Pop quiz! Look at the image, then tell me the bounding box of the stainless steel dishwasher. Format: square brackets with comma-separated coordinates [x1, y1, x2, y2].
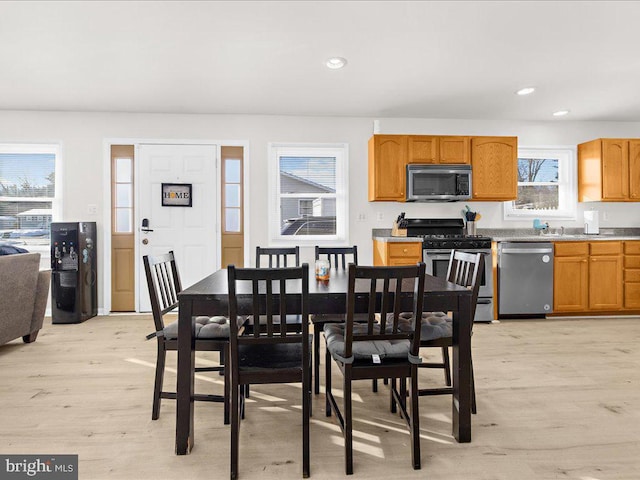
[498, 242, 554, 317]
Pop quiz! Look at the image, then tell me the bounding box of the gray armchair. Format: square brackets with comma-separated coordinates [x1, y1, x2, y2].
[0, 253, 51, 345]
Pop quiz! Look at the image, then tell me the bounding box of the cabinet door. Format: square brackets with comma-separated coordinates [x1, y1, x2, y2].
[601, 139, 629, 200]
[589, 254, 623, 310]
[471, 137, 518, 200]
[407, 136, 438, 164]
[439, 136, 470, 164]
[629, 140, 640, 200]
[554, 256, 588, 312]
[368, 135, 407, 201]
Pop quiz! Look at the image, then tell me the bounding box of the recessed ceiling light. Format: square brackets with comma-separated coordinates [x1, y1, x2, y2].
[516, 87, 536, 96]
[553, 110, 570, 117]
[326, 57, 347, 69]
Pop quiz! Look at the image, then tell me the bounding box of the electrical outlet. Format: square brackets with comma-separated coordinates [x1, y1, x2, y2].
[357, 213, 366, 222]
[376, 212, 384, 221]
[602, 211, 609, 221]
[87, 204, 97, 215]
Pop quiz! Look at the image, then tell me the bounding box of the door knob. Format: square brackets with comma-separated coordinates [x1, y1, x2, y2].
[142, 238, 149, 245]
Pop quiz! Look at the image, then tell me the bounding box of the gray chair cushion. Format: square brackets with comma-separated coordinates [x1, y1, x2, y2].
[323, 322, 410, 364]
[163, 315, 246, 339]
[391, 311, 452, 341]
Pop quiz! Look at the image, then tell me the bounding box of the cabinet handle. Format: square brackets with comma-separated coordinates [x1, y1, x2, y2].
[403, 248, 408, 253]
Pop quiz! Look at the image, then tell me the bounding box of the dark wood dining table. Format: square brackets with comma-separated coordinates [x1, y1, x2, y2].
[175, 267, 474, 455]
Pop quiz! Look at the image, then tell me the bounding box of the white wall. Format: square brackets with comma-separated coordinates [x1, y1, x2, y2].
[1, 110, 639, 310]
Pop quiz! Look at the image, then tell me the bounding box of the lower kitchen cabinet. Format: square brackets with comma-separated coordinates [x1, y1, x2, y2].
[373, 239, 422, 266]
[554, 242, 589, 312]
[554, 241, 625, 314]
[588, 242, 623, 310]
[624, 241, 640, 309]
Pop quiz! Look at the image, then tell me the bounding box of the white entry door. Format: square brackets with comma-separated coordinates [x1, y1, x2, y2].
[137, 144, 218, 312]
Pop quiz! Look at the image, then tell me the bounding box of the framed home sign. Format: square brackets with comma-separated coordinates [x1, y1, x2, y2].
[162, 183, 192, 207]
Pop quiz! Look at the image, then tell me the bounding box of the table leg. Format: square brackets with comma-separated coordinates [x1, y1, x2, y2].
[176, 299, 196, 454]
[452, 294, 472, 443]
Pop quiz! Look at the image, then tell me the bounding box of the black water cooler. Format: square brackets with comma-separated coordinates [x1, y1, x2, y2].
[51, 222, 98, 324]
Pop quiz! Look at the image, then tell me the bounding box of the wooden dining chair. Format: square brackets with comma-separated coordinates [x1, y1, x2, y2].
[255, 246, 300, 268]
[398, 250, 483, 413]
[310, 246, 370, 394]
[227, 263, 311, 479]
[143, 251, 239, 423]
[324, 262, 426, 475]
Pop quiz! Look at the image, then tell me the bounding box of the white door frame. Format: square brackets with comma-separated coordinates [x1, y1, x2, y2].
[102, 137, 251, 313]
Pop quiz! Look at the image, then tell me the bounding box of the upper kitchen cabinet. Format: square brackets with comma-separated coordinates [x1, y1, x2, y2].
[368, 135, 407, 201]
[578, 138, 640, 202]
[470, 136, 518, 200]
[407, 135, 470, 164]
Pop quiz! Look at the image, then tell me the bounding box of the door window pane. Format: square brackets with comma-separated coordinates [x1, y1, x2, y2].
[115, 157, 132, 183]
[116, 184, 132, 208]
[225, 159, 241, 183]
[225, 184, 240, 208]
[225, 208, 240, 232]
[115, 208, 132, 233]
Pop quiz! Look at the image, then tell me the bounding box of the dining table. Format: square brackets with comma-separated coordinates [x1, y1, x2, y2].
[175, 266, 473, 455]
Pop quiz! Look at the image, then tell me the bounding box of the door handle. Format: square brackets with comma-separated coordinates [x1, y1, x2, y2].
[141, 218, 154, 233]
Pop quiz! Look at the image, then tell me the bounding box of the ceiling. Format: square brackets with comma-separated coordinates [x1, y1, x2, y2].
[1, 1, 639, 122]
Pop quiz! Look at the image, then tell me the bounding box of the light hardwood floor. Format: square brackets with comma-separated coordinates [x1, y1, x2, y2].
[1, 315, 639, 480]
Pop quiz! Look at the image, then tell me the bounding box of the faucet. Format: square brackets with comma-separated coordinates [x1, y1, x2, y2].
[560, 226, 565, 236]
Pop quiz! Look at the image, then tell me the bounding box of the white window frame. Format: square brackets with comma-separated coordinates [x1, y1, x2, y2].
[504, 146, 577, 220]
[0, 143, 62, 268]
[268, 143, 348, 246]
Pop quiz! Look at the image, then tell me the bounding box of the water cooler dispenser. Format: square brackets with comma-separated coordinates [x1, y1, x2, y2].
[51, 222, 98, 324]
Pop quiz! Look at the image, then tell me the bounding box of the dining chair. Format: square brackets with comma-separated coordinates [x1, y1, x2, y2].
[143, 251, 240, 423]
[397, 250, 483, 413]
[227, 263, 311, 479]
[324, 262, 426, 474]
[251, 246, 303, 334]
[310, 246, 371, 394]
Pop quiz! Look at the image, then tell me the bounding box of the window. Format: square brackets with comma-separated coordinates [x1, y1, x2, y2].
[114, 157, 133, 233]
[269, 143, 348, 244]
[223, 157, 242, 233]
[0, 144, 60, 267]
[504, 147, 576, 220]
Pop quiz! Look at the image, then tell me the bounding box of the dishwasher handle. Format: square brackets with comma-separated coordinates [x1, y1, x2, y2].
[501, 248, 553, 254]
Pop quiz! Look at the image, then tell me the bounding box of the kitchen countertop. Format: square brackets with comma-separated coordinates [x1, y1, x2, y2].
[372, 228, 640, 243]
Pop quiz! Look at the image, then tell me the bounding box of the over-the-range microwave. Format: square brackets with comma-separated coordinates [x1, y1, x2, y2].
[406, 164, 472, 202]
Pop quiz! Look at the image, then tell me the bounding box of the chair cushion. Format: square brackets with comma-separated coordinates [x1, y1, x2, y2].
[162, 315, 246, 340]
[323, 322, 410, 364]
[391, 312, 453, 341]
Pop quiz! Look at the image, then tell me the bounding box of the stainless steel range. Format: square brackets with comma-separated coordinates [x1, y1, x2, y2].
[405, 218, 494, 322]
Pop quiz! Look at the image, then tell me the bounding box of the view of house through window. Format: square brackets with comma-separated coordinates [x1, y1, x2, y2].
[270, 144, 347, 242]
[504, 147, 576, 219]
[0, 145, 58, 266]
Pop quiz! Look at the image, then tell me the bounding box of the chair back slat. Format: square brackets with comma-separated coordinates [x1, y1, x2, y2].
[227, 264, 309, 346]
[256, 246, 300, 268]
[446, 250, 484, 322]
[315, 246, 358, 271]
[143, 251, 182, 332]
[343, 263, 426, 361]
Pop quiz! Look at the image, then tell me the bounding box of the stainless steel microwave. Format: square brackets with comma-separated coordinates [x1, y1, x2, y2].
[406, 164, 472, 202]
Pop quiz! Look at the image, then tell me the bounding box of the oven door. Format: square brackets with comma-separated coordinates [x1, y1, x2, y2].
[423, 249, 494, 322]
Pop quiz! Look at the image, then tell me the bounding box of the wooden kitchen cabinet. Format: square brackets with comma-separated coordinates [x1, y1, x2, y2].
[368, 135, 407, 201]
[373, 239, 422, 266]
[624, 241, 640, 309]
[588, 242, 623, 310]
[578, 138, 640, 202]
[407, 135, 470, 165]
[554, 242, 589, 312]
[470, 136, 518, 200]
